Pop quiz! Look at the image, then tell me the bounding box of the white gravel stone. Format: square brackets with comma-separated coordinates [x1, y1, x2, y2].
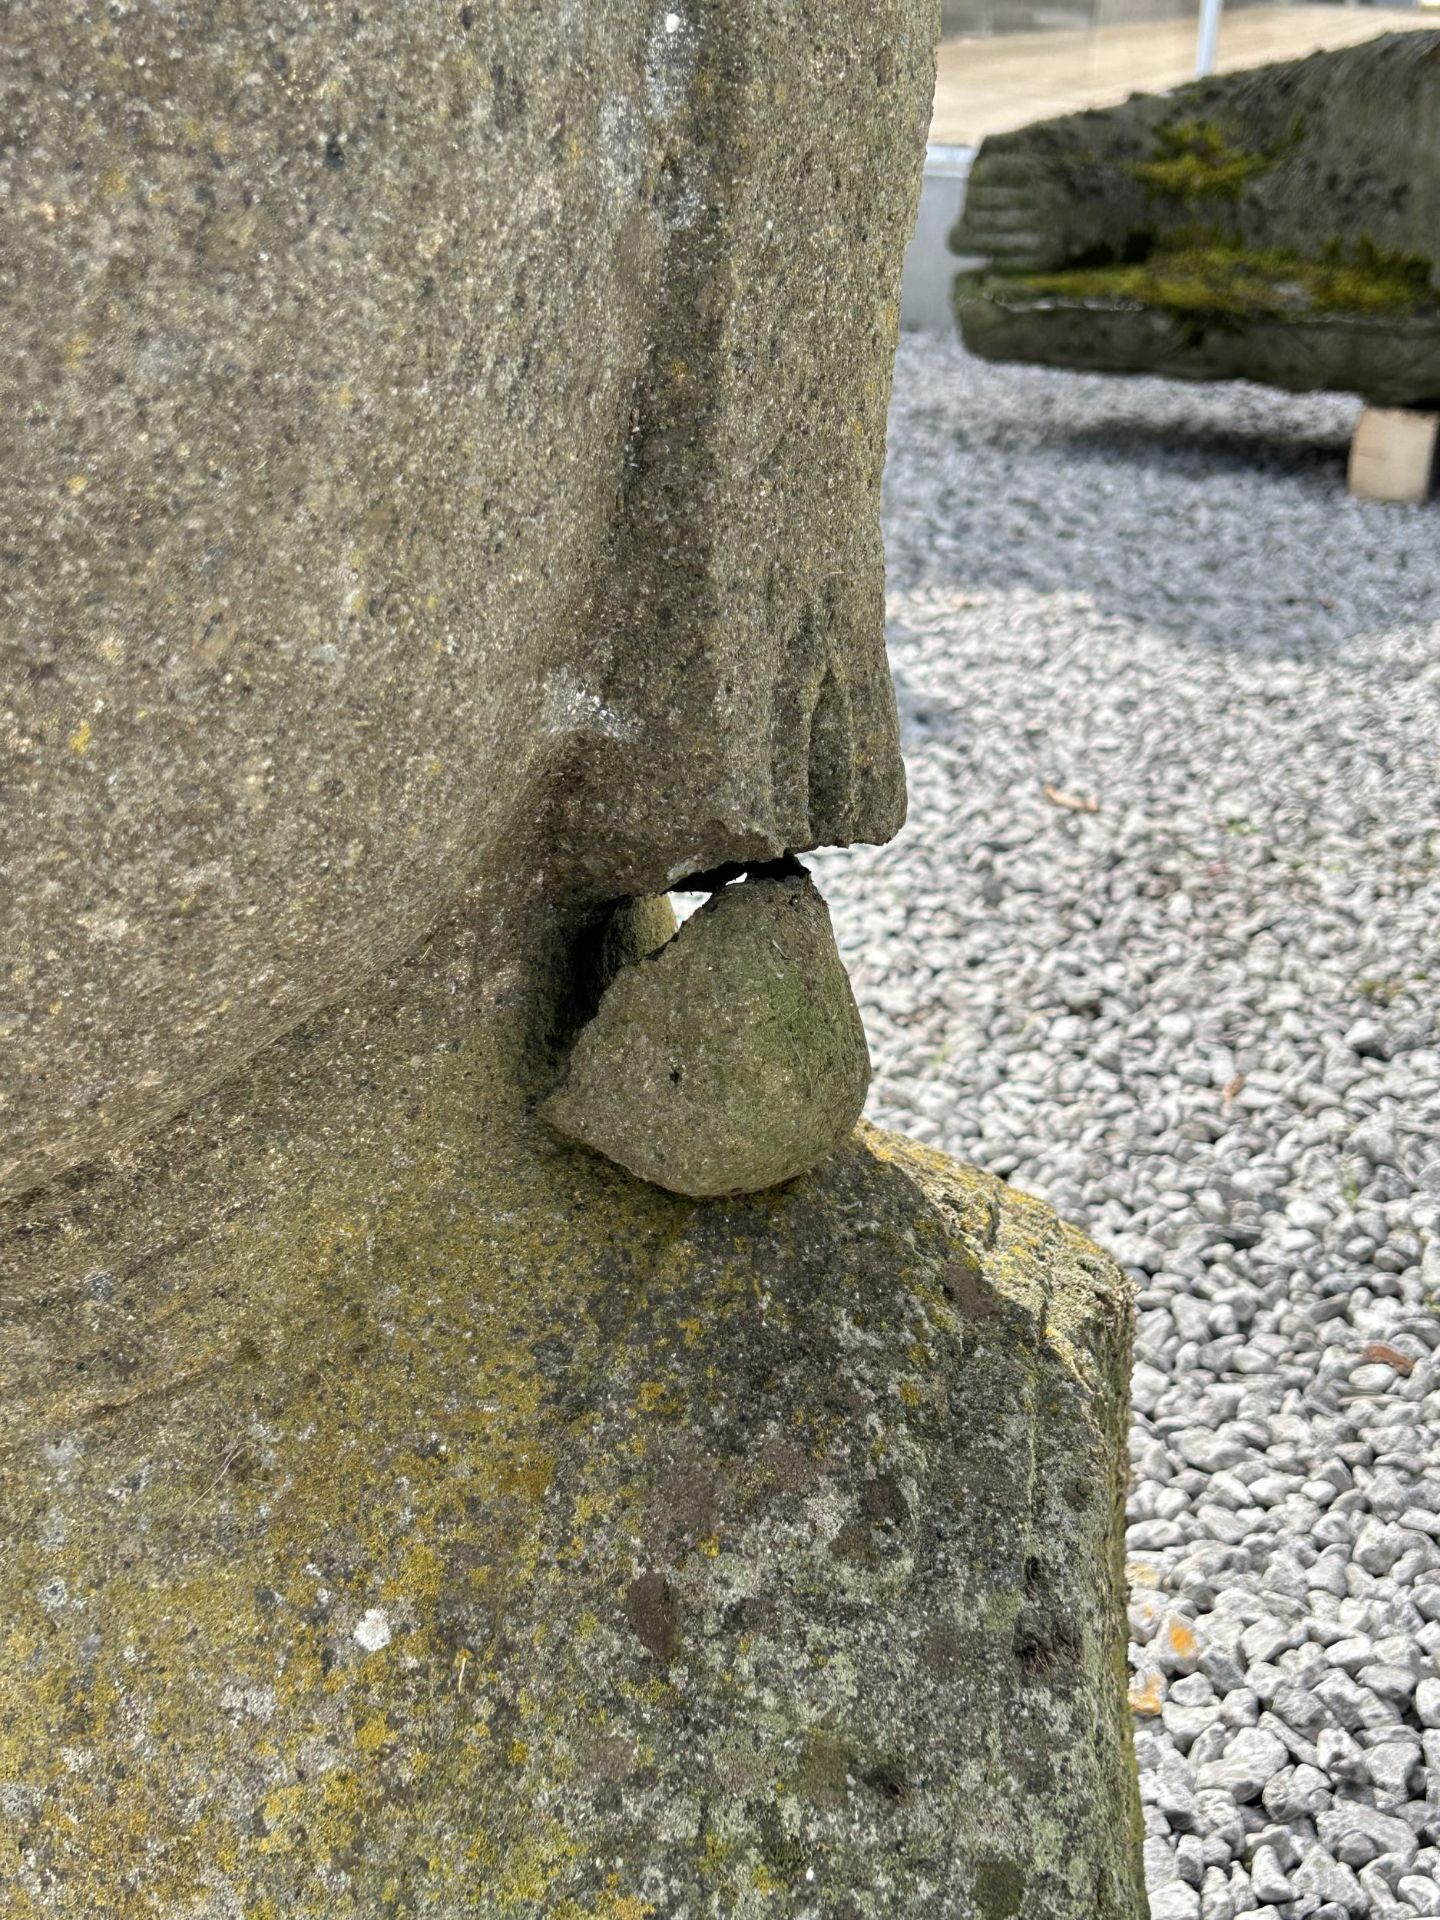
[1197, 1730, 1290, 1803]
[1249, 1842, 1294, 1904]
[1200, 1865, 1237, 1920]
[1316, 1806, 1418, 1872]
[1292, 1842, 1367, 1915]
[1152, 1880, 1204, 1920]
[821, 336, 1440, 1920]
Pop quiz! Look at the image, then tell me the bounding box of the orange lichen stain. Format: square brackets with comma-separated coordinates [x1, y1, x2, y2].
[1128, 1674, 1165, 1717]
[68, 719, 92, 753]
[1165, 1618, 1197, 1661]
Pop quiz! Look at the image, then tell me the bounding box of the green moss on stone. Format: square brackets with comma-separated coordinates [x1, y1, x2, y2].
[1129, 119, 1273, 203]
[1004, 236, 1435, 321]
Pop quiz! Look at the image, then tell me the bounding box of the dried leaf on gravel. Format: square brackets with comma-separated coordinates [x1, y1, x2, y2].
[1361, 1342, 1416, 1377]
[1042, 781, 1099, 814]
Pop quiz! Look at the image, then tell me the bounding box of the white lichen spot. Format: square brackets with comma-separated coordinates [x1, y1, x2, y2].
[354, 1608, 392, 1653]
[38, 1576, 68, 1613]
[42, 1434, 81, 1474]
[646, 7, 695, 118]
[220, 1682, 278, 1722]
[666, 181, 704, 231]
[598, 95, 644, 198]
[541, 670, 639, 743]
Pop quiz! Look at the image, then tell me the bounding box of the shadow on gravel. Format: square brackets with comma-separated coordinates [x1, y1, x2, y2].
[885, 439, 1434, 663]
[1048, 417, 1354, 493]
[893, 668, 971, 749]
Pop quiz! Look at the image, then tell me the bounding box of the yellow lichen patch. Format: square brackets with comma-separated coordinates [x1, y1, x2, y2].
[68, 718, 92, 752]
[699, 1830, 735, 1878]
[356, 1711, 391, 1753]
[634, 1379, 674, 1415]
[500, 1453, 555, 1505]
[381, 1538, 445, 1606]
[494, 1821, 579, 1910]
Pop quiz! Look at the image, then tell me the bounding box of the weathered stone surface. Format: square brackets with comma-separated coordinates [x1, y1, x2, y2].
[3, 6, 1148, 1912]
[0, 906, 1144, 1918]
[1, 0, 937, 1201]
[951, 34, 1440, 406]
[543, 870, 869, 1197]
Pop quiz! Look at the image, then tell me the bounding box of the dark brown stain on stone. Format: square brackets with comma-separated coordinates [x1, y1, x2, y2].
[625, 1571, 682, 1664]
[860, 1469, 910, 1529]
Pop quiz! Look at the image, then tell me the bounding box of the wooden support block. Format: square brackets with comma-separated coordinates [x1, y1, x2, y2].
[1348, 405, 1439, 506]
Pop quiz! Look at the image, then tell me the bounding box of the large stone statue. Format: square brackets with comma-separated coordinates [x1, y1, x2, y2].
[1, 5, 1144, 1914]
[952, 33, 1440, 406]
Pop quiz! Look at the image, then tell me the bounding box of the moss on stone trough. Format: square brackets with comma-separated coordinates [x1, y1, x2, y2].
[950, 34, 1440, 404]
[1128, 118, 1275, 204]
[1005, 236, 1436, 323]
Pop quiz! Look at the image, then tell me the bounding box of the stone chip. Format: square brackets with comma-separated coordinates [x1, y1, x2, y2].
[543, 870, 870, 1197]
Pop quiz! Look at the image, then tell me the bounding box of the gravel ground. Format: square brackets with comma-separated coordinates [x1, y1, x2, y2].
[811, 336, 1440, 1920]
